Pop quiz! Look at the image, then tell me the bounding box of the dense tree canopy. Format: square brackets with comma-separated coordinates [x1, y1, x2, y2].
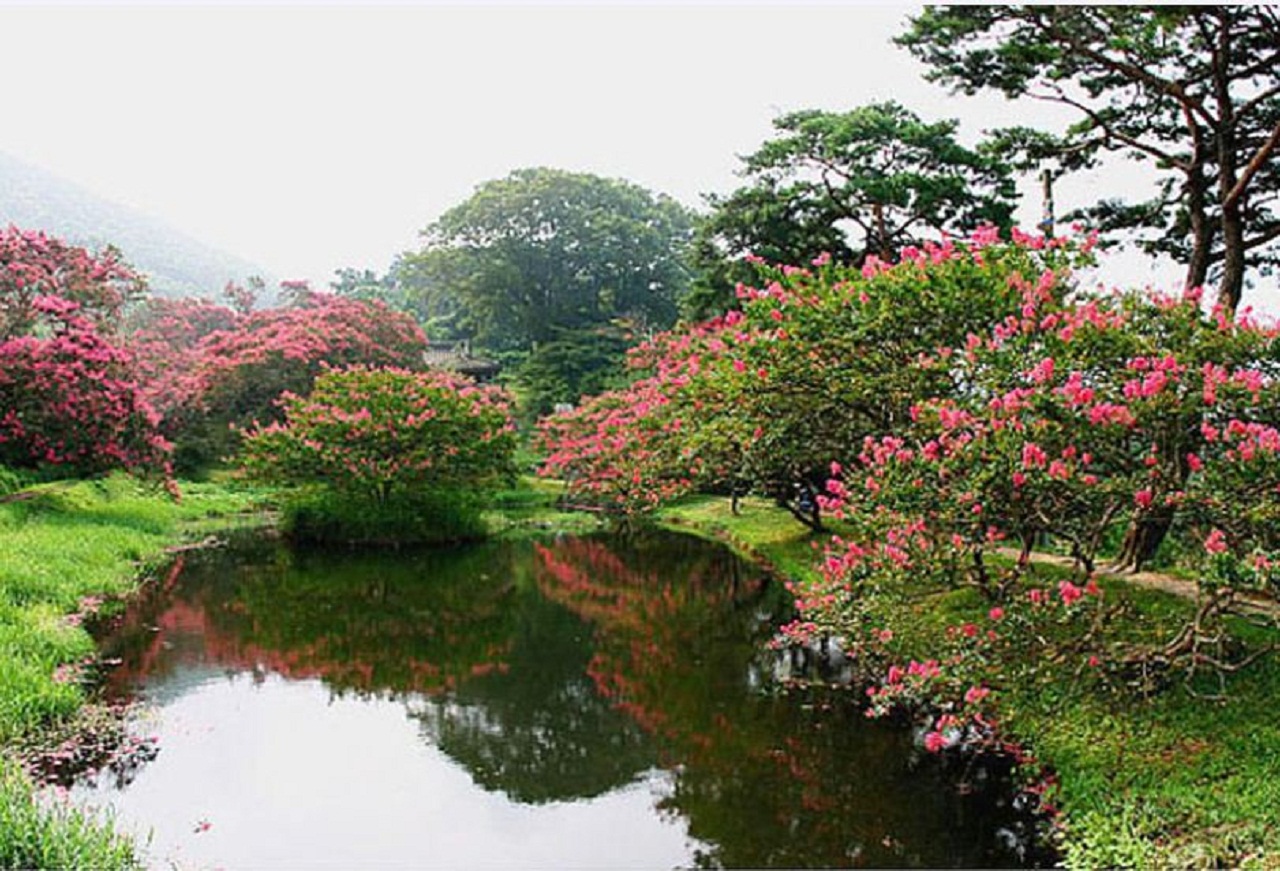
[541, 231, 1089, 527]
[899, 5, 1280, 313]
[404, 168, 696, 351]
[686, 103, 1017, 319]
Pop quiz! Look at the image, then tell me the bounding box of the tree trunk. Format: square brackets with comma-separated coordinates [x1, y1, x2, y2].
[873, 202, 892, 261]
[774, 483, 825, 532]
[1114, 509, 1174, 572]
[1114, 428, 1195, 571]
[1218, 204, 1247, 315]
[1211, 13, 1245, 316]
[1184, 167, 1213, 293]
[1039, 168, 1055, 237]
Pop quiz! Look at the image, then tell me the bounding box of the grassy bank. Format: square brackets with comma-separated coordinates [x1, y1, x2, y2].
[0, 471, 594, 868]
[655, 495, 1280, 869]
[0, 473, 268, 869]
[485, 475, 607, 537]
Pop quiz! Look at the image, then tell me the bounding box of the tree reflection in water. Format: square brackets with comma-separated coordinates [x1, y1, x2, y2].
[91, 529, 1035, 869]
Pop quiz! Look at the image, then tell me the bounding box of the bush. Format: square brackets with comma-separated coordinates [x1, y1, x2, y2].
[283, 488, 488, 545]
[129, 290, 429, 473]
[239, 366, 517, 544]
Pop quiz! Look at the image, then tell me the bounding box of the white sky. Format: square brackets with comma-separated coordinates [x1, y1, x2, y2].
[0, 2, 1246, 308]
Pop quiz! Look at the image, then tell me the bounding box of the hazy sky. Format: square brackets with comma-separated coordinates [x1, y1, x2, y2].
[0, 3, 1207, 301]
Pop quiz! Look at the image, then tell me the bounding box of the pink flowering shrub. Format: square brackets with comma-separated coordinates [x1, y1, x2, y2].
[547, 228, 1280, 730]
[0, 225, 145, 339]
[0, 302, 171, 477]
[540, 233, 1094, 526]
[803, 266, 1280, 709]
[0, 227, 169, 479]
[130, 289, 429, 471]
[239, 365, 516, 542]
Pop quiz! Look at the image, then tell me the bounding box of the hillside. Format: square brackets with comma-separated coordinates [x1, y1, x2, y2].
[0, 152, 272, 299]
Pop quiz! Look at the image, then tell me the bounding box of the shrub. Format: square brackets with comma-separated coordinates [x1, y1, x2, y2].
[130, 290, 428, 473]
[239, 366, 516, 543]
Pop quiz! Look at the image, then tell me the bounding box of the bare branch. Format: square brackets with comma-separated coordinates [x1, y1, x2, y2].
[1224, 121, 1280, 211]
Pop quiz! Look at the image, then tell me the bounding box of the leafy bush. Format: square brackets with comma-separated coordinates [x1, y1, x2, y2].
[129, 290, 429, 473]
[0, 227, 170, 481]
[240, 366, 516, 543]
[283, 487, 488, 545]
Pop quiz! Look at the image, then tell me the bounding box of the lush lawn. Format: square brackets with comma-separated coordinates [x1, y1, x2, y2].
[0, 473, 268, 870]
[656, 494, 1280, 870]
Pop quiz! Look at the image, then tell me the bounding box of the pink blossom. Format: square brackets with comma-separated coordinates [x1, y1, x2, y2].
[1058, 580, 1083, 606]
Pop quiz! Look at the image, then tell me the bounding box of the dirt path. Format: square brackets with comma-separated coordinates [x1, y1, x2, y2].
[998, 547, 1279, 618]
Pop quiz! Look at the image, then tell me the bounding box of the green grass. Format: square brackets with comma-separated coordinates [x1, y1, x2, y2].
[0, 759, 136, 870]
[656, 494, 1280, 870]
[483, 475, 607, 537]
[0, 472, 267, 868]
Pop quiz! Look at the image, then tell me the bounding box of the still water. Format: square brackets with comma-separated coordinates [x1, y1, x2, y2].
[72, 529, 1037, 869]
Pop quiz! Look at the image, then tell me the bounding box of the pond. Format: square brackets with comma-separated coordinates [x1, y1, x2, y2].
[69, 528, 1045, 869]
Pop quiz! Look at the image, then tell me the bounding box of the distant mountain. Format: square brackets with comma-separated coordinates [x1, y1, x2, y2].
[0, 151, 273, 299]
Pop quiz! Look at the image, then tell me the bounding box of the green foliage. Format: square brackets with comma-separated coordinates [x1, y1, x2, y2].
[899, 6, 1280, 312]
[283, 487, 488, 546]
[240, 366, 517, 542]
[0, 760, 136, 871]
[0, 466, 28, 498]
[687, 103, 1017, 318]
[331, 263, 462, 342]
[400, 168, 695, 413]
[407, 168, 695, 350]
[512, 325, 633, 419]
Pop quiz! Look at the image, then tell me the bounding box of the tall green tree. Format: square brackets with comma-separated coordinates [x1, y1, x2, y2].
[686, 102, 1017, 319]
[899, 6, 1280, 314]
[331, 261, 463, 342]
[404, 168, 695, 352]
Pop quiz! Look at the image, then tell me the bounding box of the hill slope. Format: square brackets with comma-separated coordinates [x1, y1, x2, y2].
[0, 152, 272, 298]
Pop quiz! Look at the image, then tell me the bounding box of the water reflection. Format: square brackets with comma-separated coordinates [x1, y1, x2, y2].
[79, 530, 1036, 868]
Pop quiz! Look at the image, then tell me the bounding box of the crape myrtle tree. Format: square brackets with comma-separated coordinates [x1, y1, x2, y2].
[541, 231, 1091, 530]
[899, 5, 1280, 314]
[805, 282, 1280, 744]
[239, 366, 517, 542]
[401, 167, 696, 414]
[0, 226, 170, 480]
[129, 287, 428, 472]
[0, 224, 146, 339]
[546, 233, 1280, 766]
[684, 103, 1017, 319]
